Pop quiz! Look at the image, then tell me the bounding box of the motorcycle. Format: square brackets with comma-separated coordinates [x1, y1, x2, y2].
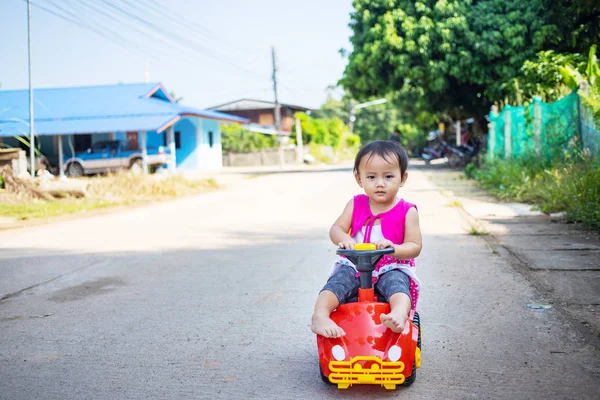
[421, 130, 479, 167]
[449, 141, 479, 167]
[421, 130, 455, 165]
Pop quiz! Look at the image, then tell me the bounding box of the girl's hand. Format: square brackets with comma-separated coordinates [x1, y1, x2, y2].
[374, 239, 394, 250]
[338, 239, 356, 249]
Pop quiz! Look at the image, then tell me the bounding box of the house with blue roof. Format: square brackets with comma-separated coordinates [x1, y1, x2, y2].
[0, 82, 247, 175]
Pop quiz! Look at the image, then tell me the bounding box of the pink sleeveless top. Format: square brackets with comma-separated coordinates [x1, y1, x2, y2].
[348, 194, 420, 309]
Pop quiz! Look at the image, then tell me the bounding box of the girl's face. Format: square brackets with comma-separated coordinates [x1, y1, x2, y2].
[354, 153, 408, 205]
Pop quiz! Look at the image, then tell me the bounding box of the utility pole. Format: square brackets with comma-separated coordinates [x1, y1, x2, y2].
[271, 46, 284, 168]
[145, 61, 150, 83]
[295, 116, 303, 164]
[348, 100, 355, 134]
[27, 0, 35, 178]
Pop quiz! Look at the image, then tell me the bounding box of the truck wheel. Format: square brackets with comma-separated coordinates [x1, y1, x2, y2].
[66, 162, 84, 178]
[130, 158, 143, 169]
[129, 158, 144, 174]
[403, 311, 421, 386]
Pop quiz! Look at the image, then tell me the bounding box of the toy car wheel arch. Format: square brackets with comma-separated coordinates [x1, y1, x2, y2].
[403, 311, 421, 386]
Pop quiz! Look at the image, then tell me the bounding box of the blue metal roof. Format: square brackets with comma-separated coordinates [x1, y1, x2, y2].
[0, 82, 248, 137]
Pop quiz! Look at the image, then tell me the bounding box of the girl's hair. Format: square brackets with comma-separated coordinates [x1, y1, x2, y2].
[353, 140, 409, 175]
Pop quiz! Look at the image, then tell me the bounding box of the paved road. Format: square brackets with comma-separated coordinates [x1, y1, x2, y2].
[1, 166, 599, 399]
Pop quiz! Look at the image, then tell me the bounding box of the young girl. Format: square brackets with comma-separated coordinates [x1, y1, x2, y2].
[311, 140, 422, 338]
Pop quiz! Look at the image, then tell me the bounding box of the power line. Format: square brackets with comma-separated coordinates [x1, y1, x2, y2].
[57, 0, 244, 74]
[34, 0, 271, 86]
[128, 0, 263, 57]
[24, 0, 287, 98]
[97, 0, 268, 81]
[25, 0, 152, 59]
[58, 0, 190, 61]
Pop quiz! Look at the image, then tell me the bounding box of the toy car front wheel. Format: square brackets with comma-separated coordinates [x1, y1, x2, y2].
[319, 364, 333, 385]
[403, 311, 421, 386]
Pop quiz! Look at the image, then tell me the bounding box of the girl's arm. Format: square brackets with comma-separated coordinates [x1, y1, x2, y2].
[329, 199, 355, 249]
[375, 207, 422, 259]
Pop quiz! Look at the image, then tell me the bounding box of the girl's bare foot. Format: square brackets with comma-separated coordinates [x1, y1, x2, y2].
[380, 311, 407, 333]
[311, 313, 346, 338]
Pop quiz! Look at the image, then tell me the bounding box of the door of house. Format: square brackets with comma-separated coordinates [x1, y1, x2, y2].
[126, 131, 139, 149]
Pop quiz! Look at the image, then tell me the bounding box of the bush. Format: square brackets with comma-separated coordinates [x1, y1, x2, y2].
[472, 155, 600, 230]
[221, 124, 277, 152]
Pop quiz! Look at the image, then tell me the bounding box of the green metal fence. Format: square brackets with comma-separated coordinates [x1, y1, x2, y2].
[487, 90, 599, 161]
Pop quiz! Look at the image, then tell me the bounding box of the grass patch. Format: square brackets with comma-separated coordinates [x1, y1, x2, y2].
[445, 200, 463, 208]
[468, 227, 489, 236]
[246, 174, 269, 179]
[0, 199, 118, 220]
[85, 173, 219, 199]
[470, 154, 600, 230]
[485, 244, 499, 255]
[0, 172, 219, 221]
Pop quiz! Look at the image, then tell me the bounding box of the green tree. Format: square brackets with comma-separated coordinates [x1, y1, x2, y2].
[315, 91, 436, 154]
[221, 124, 276, 152]
[341, 0, 598, 120]
[294, 112, 348, 148]
[342, 0, 476, 118]
[501, 51, 587, 104]
[540, 0, 600, 53]
[313, 95, 352, 124]
[560, 45, 600, 121]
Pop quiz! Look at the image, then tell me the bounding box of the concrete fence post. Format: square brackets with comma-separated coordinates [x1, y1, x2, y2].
[488, 105, 498, 162]
[533, 96, 542, 157]
[504, 107, 512, 159]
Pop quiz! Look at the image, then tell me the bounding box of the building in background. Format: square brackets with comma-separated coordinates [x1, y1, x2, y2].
[208, 99, 310, 135]
[0, 82, 247, 173]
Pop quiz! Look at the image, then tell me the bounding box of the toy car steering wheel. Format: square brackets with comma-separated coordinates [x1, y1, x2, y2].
[336, 243, 395, 289]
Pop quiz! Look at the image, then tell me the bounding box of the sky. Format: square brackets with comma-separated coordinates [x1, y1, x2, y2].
[0, 0, 354, 110]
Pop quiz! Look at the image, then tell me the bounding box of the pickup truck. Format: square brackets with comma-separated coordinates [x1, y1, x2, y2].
[64, 140, 171, 177]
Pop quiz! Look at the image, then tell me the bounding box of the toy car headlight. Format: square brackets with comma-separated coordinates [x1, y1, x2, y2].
[388, 345, 402, 362]
[332, 345, 345, 361]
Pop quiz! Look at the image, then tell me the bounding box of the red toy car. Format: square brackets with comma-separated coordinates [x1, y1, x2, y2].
[317, 244, 422, 390]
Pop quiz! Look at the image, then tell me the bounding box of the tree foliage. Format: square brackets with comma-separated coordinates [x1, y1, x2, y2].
[540, 0, 600, 54]
[293, 111, 352, 149]
[560, 45, 600, 121]
[221, 124, 277, 152]
[341, 0, 600, 119]
[314, 93, 435, 155]
[502, 51, 587, 104]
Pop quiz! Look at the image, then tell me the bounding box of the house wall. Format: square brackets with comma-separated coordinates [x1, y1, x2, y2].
[173, 117, 199, 170]
[221, 109, 262, 123]
[281, 116, 294, 132]
[198, 118, 222, 169]
[258, 113, 274, 126]
[143, 130, 164, 149]
[216, 107, 299, 132]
